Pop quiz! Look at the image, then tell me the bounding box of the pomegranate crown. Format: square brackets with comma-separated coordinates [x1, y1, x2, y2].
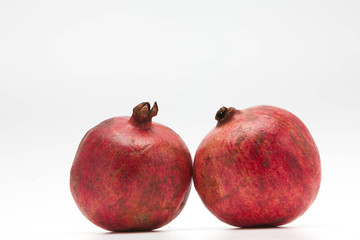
[130, 102, 158, 128]
[215, 106, 236, 125]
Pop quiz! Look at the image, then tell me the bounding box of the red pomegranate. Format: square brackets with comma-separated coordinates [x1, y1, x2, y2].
[193, 105, 321, 227]
[70, 102, 192, 231]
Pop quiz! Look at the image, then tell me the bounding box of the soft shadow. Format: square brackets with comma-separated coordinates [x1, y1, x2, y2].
[77, 226, 318, 240]
[104, 229, 162, 234]
[204, 226, 315, 240]
[88, 229, 173, 240]
[230, 225, 293, 230]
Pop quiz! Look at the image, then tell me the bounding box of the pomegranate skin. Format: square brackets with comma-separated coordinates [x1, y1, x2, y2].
[70, 103, 192, 231]
[194, 105, 321, 227]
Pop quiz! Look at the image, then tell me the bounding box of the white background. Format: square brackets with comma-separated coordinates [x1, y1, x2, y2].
[1, 0, 360, 239]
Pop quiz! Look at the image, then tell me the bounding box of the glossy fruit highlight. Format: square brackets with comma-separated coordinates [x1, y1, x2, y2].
[70, 102, 192, 231]
[194, 105, 321, 227]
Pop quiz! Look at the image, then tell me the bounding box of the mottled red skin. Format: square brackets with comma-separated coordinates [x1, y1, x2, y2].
[193, 105, 321, 227]
[70, 116, 192, 231]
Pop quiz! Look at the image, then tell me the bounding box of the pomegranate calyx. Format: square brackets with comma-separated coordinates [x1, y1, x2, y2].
[130, 102, 158, 128]
[215, 106, 236, 125]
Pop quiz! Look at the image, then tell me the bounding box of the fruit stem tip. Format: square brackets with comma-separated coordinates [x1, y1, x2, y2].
[215, 106, 236, 125]
[131, 101, 158, 124]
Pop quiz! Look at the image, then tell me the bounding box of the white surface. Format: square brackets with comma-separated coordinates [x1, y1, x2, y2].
[1, 0, 360, 239]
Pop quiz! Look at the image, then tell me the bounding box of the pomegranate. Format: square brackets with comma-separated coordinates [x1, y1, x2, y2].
[70, 102, 192, 231]
[193, 105, 321, 227]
